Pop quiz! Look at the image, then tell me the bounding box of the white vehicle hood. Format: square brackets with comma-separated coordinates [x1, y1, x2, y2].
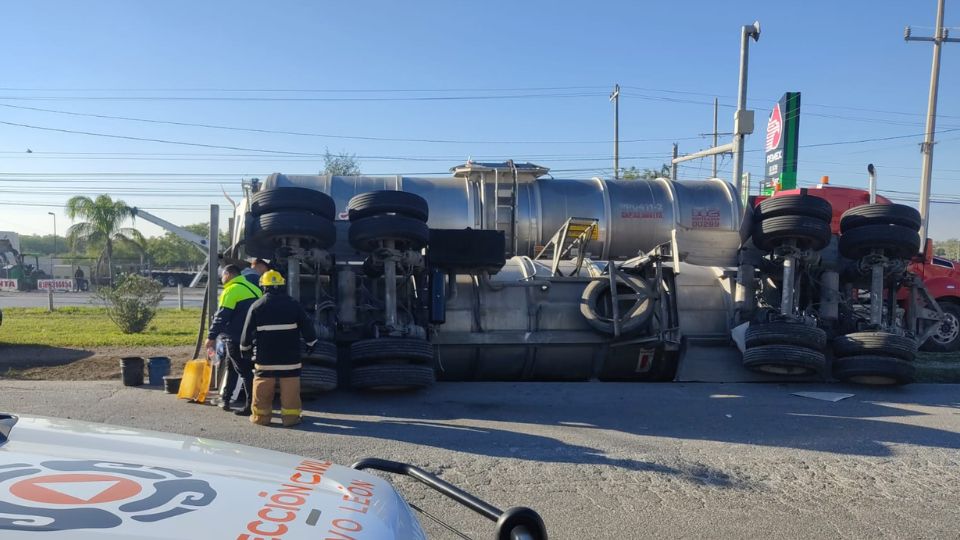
[0, 415, 426, 539]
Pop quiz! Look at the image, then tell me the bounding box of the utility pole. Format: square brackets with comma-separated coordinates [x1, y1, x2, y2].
[906, 0, 959, 244]
[610, 84, 620, 178]
[712, 98, 719, 177]
[732, 22, 760, 194]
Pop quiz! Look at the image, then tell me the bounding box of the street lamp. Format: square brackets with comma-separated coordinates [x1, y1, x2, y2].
[47, 212, 56, 275]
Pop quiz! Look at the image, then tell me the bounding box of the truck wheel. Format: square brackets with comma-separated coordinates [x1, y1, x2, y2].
[348, 214, 429, 252]
[832, 355, 914, 385]
[350, 338, 434, 364]
[833, 331, 918, 361]
[580, 275, 656, 336]
[838, 224, 920, 260]
[921, 300, 960, 352]
[350, 364, 435, 391]
[250, 188, 336, 220]
[742, 344, 825, 375]
[300, 365, 338, 393]
[744, 322, 826, 349]
[752, 215, 832, 252]
[347, 191, 429, 222]
[251, 211, 337, 249]
[840, 204, 921, 233]
[755, 194, 833, 222]
[303, 341, 338, 367]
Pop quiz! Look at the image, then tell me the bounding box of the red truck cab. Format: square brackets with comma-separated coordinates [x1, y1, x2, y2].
[757, 183, 960, 351]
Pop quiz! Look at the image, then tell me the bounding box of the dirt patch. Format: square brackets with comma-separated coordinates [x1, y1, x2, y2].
[0, 345, 196, 380]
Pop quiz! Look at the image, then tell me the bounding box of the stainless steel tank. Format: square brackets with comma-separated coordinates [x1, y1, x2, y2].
[236, 162, 742, 262]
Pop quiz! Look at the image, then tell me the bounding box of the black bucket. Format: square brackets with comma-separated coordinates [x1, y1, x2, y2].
[163, 376, 182, 394]
[120, 357, 145, 387]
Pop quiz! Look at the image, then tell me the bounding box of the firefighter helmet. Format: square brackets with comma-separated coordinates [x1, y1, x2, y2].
[260, 270, 286, 287]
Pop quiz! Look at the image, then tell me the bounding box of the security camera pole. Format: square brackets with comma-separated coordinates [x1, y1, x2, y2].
[610, 84, 620, 179]
[731, 22, 760, 195]
[905, 0, 959, 244]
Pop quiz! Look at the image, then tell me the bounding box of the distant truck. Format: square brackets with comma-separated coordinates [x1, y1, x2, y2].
[759, 183, 960, 352]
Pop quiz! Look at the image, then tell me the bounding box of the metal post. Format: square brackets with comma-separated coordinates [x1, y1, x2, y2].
[47, 289, 54, 312]
[177, 284, 184, 311]
[610, 84, 620, 178]
[906, 0, 959, 245]
[732, 22, 760, 191]
[781, 254, 796, 317]
[870, 261, 884, 326]
[47, 212, 56, 275]
[867, 163, 877, 204]
[287, 255, 300, 303]
[383, 240, 397, 330]
[712, 98, 719, 177]
[206, 205, 219, 327]
[671, 143, 678, 180]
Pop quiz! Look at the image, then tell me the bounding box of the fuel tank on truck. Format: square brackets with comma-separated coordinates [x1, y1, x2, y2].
[234, 162, 742, 265]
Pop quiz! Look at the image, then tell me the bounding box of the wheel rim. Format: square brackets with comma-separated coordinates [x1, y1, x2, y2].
[849, 374, 898, 385]
[933, 312, 959, 345]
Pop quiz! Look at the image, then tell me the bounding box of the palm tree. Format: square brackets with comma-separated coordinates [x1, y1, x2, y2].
[65, 195, 143, 287]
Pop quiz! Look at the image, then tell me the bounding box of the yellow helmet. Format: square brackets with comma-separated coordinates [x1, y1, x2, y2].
[260, 269, 286, 287]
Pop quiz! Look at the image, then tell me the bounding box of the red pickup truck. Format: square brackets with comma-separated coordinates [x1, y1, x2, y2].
[760, 183, 960, 352]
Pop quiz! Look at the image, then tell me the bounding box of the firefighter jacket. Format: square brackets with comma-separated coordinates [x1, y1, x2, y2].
[239, 290, 318, 376]
[208, 275, 262, 342]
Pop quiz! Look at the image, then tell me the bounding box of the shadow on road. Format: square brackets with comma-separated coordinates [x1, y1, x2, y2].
[0, 344, 93, 368]
[300, 382, 960, 464]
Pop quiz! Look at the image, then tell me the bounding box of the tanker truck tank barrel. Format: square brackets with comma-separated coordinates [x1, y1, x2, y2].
[244, 164, 742, 262]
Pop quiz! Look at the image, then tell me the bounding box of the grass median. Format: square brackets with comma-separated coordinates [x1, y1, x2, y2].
[0, 307, 201, 348]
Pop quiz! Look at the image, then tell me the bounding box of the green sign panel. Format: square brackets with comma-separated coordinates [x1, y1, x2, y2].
[761, 92, 801, 195]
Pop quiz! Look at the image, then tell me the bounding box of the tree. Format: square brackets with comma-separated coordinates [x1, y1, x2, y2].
[322, 149, 361, 176]
[621, 164, 671, 180]
[144, 223, 229, 269]
[65, 195, 143, 287]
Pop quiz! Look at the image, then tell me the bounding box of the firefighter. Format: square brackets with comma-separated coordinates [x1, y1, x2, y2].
[205, 264, 262, 415]
[239, 269, 318, 427]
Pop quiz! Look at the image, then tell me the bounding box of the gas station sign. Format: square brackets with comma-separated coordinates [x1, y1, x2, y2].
[762, 92, 801, 195]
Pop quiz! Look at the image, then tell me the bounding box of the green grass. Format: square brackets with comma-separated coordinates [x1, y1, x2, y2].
[0, 307, 201, 348]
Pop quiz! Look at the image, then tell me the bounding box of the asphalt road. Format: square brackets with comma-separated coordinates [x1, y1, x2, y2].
[0, 288, 205, 309]
[0, 381, 958, 539]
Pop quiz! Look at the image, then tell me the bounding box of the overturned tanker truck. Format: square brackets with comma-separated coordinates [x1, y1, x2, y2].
[225, 161, 942, 391]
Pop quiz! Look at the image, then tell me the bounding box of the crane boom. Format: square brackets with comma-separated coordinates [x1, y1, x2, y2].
[131, 208, 209, 254]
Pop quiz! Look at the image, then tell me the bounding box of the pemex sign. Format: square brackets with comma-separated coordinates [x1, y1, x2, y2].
[761, 92, 801, 195]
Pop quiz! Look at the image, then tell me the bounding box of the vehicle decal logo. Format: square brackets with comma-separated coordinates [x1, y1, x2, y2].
[0, 460, 217, 532]
[766, 102, 783, 152]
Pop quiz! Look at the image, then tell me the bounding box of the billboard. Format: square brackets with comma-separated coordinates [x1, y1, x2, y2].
[761, 92, 801, 195]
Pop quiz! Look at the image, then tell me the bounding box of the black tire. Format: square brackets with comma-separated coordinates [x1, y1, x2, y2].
[250, 188, 336, 220]
[745, 322, 827, 350]
[580, 275, 656, 336]
[838, 224, 920, 260]
[300, 365, 338, 393]
[348, 214, 429, 252]
[350, 338, 435, 364]
[350, 364, 435, 391]
[753, 215, 832, 252]
[249, 211, 336, 249]
[742, 344, 826, 376]
[347, 191, 429, 222]
[755, 194, 833, 222]
[833, 331, 918, 361]
[921, 300, 960, 352]
[832, 355, 914, 385]
[840, 204, 921, 233]
[303, 341, 338, 367]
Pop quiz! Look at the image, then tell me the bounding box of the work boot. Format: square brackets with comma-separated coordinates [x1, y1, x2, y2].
[234, 407, 252, 417]
[219, 399, 232, 411]
[281, 415, 302, 427]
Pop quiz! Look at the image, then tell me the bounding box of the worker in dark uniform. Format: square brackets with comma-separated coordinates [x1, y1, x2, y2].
[241, 258, 270, 289]
[205, 264, 262, 415]
[239, 270, 317, 427]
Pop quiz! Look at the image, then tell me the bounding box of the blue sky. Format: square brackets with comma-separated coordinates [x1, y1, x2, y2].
[0, 1, 958, 240]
